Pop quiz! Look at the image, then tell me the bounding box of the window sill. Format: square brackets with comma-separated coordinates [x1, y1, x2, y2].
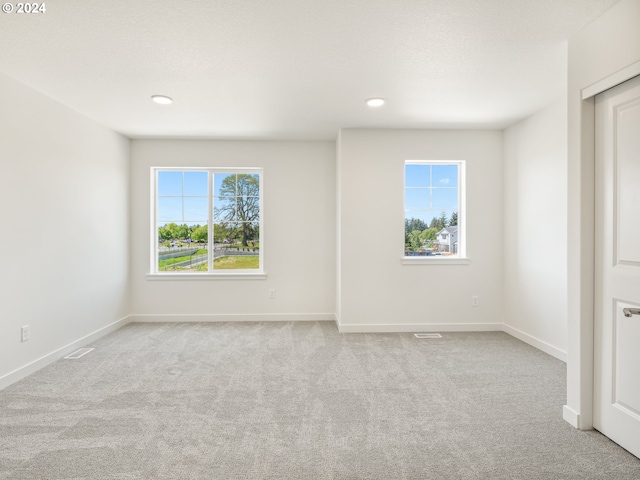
[401, 257, 470, 265]
[146, 272, 267, 280]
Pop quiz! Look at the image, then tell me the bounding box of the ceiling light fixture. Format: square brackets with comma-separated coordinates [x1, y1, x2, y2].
[151, 95, 173, 105]
[366, 97, 385, 107]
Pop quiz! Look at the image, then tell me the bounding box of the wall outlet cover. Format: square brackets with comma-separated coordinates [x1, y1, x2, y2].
[21, 325, 30, 342]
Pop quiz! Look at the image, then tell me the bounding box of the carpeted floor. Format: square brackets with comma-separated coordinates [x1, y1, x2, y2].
[1, 321, 639, 479]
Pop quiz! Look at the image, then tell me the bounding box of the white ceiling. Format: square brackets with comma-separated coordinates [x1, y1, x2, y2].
[0, 0, 619, 140]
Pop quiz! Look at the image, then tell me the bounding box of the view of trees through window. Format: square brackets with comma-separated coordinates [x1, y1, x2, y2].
[155, 169, 262, 272]
[404, 161, 462, 257]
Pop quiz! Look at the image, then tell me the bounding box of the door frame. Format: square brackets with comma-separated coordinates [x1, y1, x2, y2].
[565, 61, 640, 431]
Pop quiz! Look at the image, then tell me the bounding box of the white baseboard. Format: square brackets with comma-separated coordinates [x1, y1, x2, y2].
[563, 405, 581, 428]
[129, 313, 336, 323]
[336, 322, 503, 333]
[502, 324, 567, 362]
[0, 315, 131, 391]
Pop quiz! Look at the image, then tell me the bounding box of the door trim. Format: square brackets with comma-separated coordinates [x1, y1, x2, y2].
[567, 67, 640, 431]
[582, 60, 640, 100]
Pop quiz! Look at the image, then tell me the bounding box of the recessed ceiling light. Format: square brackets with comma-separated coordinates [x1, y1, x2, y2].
[366, 97, 385, 107]
[151, 95, 173, 105]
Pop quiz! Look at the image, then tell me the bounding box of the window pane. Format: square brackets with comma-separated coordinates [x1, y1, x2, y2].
[239, 195, 260, 221]
[432, 165, 458, 188]
[214, 174, 236, 197]
[158, 240, 208, 272]
[432, 188, 458, 210]
[405, 164, 430, 187]
[239, 221, 260, 246]
[405, 188, 430, 211]
[190, 223, 208, 245]
[158, 197, 182, 222]
[213, 222, 232, 244]
[214, 197, 236, 222]
[183, 171, 208, 196]
[158, 171, 183, 196]
[237, 174, 260, 197]
[213, 222, 259, 270]
[184, 197, 208, 222]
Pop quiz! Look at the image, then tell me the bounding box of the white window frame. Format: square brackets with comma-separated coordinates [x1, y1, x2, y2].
[148, 167, 266, 279]
[402, 160, 469, 265]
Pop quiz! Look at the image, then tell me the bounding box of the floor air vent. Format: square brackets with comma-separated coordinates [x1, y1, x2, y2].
[414, 333, 442, 339]
[64, 348, 94, 359]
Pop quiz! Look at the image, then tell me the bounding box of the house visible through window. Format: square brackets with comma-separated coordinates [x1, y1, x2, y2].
[153, 168, 263, 274]
[404, 160, 464, 258]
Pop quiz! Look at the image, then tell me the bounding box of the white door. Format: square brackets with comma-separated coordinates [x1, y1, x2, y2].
[594, 74, 640, 458]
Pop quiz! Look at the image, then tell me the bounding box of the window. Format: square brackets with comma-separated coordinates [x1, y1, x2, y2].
[152, 168, 263, 275]
[404, 160, 465, 261]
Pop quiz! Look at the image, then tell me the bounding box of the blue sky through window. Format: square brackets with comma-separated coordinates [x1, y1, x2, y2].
[405, 163, 458, 225]
[157, 171, 208, 225]
[157, 171, 261, 226]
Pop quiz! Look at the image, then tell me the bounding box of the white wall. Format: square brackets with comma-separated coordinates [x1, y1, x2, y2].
[336, 129, 503, 331]
[130, 140, 336, 320]
[503, 98, 568, 360]
[566, 0, 640, 429]
[0, 72, 130, 388]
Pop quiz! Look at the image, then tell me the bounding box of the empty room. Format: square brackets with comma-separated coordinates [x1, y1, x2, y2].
[1, 0, 640, 478]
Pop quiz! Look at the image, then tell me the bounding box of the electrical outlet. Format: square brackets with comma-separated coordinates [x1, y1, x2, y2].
[21, 325, 30, 342]
[471, 296, 479, 307]
[268, 289, 276, 299]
